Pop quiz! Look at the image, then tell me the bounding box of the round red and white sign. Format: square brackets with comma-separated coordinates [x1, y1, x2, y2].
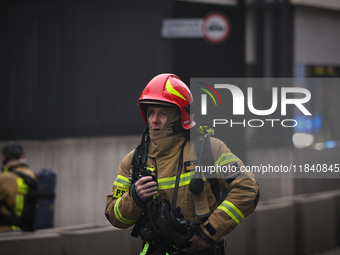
[201, 12, 231, 44]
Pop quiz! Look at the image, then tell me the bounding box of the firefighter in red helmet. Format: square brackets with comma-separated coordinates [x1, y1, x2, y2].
[138, 73, 195, 130]
[105, 74, 259, 254]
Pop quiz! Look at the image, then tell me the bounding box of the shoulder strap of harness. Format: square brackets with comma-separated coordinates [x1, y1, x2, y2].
[130, 127, 151, 238]
[11, 170, 37, 190]
[129, 127, 150, 186]
[191, 125, 220, 204]
[0, 200, 22, 226]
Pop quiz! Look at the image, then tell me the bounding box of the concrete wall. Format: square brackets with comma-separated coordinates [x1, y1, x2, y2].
[246, 146, 340, 201]
[1, 190, 340, 255]
[2, 136, 340, 228]
[0, 136, 140, 228]
[226, 189, 340, 255]
[0, 224, 143, 255]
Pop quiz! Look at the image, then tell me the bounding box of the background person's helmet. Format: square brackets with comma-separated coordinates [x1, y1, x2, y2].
[138, 73, 195, 130]
[2, 140, 24, 165]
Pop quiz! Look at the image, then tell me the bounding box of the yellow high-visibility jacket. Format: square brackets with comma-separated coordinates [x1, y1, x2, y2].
[105, 133, 259, 247]
[0, 161, 35, 231]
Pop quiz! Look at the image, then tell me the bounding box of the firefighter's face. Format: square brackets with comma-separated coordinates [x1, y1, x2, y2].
[148, 107, 167, 133]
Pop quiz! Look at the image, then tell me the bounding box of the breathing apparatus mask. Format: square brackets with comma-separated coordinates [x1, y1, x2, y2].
[140, 199, 201, 248]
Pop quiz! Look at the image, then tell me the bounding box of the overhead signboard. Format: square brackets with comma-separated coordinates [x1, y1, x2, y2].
[161, 12, 231, 44]
[161, 19, 203, 38]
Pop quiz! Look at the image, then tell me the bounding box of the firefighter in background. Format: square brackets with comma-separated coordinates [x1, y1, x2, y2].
[0, 141, 35, 231]
[105, 74, 259, 254]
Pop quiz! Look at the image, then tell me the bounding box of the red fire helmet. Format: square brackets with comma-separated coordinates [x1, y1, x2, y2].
[137, 73, 195, 130]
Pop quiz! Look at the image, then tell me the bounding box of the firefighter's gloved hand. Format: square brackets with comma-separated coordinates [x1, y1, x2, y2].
[189, 234, 211, 250]
[135, 176, 158, 202]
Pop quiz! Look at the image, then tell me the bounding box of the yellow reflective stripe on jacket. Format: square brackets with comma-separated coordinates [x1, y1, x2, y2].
[114, 197, 136, 225]
[217, 200, 245, 225]
[16, 177, 29, 194]
[15, 177, 28, 217]
[15, 194, 24, 216]
[215, 152, 239, 167]
[158, 172, 206, 190]
[114, 175, 130, 189]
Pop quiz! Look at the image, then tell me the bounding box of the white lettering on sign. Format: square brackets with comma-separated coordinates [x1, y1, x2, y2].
[161, 19, 203, 38]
